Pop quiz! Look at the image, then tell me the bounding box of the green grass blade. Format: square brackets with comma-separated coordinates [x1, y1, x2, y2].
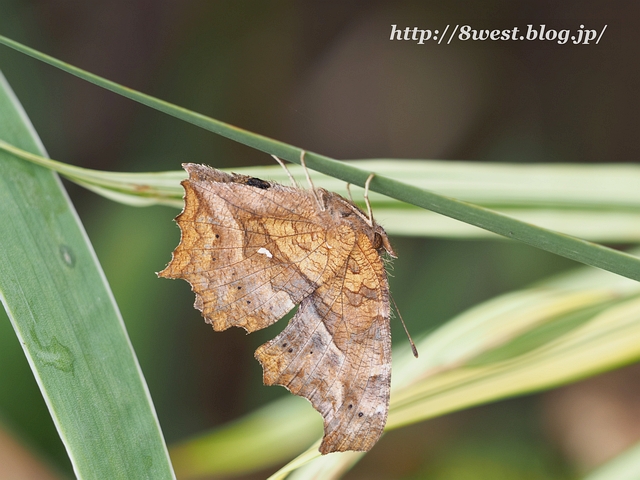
[0, 35, 639, 281]
[4, 143, 640, 213]
[0, 72, 175, 478]
[0, 138, 185, 207]
[1, 142, 640, 242]
[387, 290, 640, 431]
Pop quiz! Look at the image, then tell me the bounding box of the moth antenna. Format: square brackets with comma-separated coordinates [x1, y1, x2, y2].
[300, 151, 325, 211]
[345, 182, 354, 203]
[271, 155, 298, 187]
[391, 293, 418, 358]
[363, 173, 375, 228]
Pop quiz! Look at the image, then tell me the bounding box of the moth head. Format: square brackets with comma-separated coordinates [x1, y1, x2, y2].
[373, 224, 396, 258]
[322, 190, 397, 258]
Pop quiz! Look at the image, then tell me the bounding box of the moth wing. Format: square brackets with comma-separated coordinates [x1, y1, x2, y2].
[159, 164, 331, 332]
[255, 228, 391, 453]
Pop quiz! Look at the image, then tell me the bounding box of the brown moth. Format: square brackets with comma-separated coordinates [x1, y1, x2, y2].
[159, 163, 395, 454]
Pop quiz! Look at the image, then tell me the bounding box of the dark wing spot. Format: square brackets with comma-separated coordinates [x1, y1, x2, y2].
[245, 177, 271, 190]
[237, 286, 242, 290]
[282, 343, 288, 348]
[288, 348, 293, 353]
[246, 300, 251, 305]
[215, 234, 220, 239]
[358, 412, 364, 417]
[348, 404, 353, 409]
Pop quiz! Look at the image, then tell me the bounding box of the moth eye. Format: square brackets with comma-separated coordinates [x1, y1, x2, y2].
[372, 233, 383, 250]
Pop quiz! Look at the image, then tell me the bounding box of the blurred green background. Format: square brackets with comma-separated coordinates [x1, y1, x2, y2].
[0, 1, 639, 478]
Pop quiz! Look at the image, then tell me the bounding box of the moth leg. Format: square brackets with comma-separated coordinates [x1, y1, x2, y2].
[345, 182, 354, 203]
[300, 150, 325, 211]
[363, 173, 375, 227]
[271, 155, 298, 187]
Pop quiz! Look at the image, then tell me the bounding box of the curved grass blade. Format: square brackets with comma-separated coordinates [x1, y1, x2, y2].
[0, 73, 174, 478]
[0, 138, 184, 207]
[4, 140, 640, 212]
[0, 35, 639, 281]
[2, 140, 640, 242]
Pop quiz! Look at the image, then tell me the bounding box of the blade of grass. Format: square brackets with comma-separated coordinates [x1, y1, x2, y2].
[0, 35, 639, 281]
[1, 141, 640, 242]
[388, 294, 640, 429]
[0, 72, 174, 478]
[4, 141, 640, 211]
[0, 138, 185, 207]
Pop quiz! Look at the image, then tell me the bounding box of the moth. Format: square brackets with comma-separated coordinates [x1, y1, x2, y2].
[160, 159, 400, 454]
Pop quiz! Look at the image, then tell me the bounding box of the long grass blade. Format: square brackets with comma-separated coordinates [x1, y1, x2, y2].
[1, 140, 640, 242]
[0, 35, 639, 281]
[0, 72, 174, 478]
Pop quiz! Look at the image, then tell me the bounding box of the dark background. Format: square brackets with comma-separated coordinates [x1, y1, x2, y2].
[0, 1, 639, 478]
